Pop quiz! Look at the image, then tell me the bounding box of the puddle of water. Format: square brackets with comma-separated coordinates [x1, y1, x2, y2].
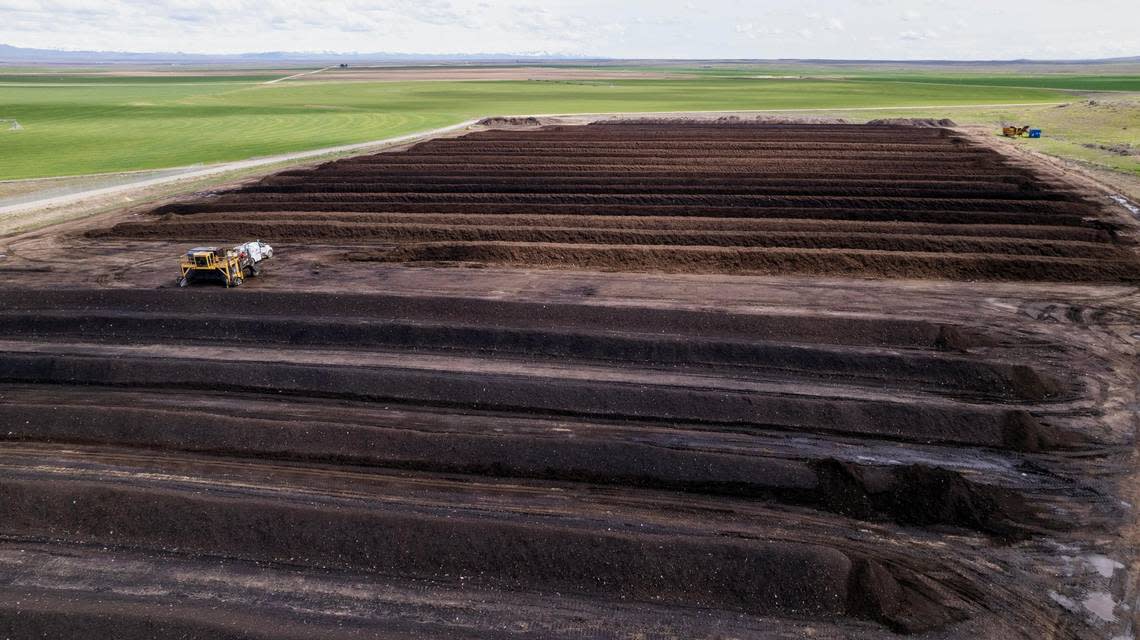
[1109, 194, 1140, 216]
[1083, 591, 1118, 623]
[1087, 554, 1124, 579]
[1050, 590, 1079, 612]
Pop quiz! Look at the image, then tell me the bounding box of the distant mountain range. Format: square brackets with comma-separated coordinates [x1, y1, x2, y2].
[0, 44, 599, 65]
[787, 56, 1140, 65]
[1, 43, 1137, 66]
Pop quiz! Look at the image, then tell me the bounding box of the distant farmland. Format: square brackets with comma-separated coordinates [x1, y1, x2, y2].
[0, 73, 1075, 180]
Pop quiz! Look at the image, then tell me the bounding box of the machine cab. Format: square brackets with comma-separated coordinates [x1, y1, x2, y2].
[186, 247, 226, 268]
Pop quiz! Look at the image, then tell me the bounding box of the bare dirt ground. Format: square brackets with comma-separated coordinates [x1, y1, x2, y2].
[98, 122, 1140, 281]
[0, 167, 207, 209]
[0, 120, 1138, 639]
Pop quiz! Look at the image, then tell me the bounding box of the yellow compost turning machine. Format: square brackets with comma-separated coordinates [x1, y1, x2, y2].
[1002, 125, 1041, 139]
[178, 240, 274, 288]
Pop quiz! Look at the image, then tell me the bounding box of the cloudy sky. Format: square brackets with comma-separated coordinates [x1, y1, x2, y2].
[1, 0, 1137, 59]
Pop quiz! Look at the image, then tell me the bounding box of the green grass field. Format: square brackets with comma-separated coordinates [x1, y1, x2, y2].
[1, 66, 1137, 181]
[601, 63, 1140, 91]
[842, 75, 1140, 92]
[0, 74, 288, 84]
[0, 75, 1077, 179]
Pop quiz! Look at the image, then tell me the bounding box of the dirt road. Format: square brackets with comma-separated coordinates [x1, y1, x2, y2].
[264, 66, 333, 84]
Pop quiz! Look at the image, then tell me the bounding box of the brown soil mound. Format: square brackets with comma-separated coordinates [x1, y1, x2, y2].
[866, 118, 958, 127]
[109, 122, 1138, 282]
[0, 283, 1100, 636]
[597, 115, 853, 125]
[101, 213, 1117, 242]
[371, 241, 1139, 282]
[477, 116, 543, 127]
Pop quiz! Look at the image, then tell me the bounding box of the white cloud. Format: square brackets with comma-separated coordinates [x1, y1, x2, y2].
[900, 29, 939, 41]
[0, 0, 1136, 59]
[736, 22, 784, 40]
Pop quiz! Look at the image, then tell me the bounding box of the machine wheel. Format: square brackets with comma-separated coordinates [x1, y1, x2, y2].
[178, 277, 189, 288]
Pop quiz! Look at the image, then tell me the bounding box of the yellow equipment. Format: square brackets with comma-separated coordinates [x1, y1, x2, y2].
[179, 247, 246, 288]
[1002, 125, 1031, 138]
[178, 240, 274, 288]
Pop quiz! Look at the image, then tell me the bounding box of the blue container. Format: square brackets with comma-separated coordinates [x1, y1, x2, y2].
[1028, 129, 1042, 138]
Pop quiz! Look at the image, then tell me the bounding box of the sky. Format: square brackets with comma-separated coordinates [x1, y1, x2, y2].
[0, 0, 1137, 60]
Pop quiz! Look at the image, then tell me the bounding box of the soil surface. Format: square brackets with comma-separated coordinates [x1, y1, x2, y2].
[0, 121, 1138, 639]
[99, 123, 1140, 282]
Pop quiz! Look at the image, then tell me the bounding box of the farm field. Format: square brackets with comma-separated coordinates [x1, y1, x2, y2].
[0, 70, 1092, 180]
[644, 62, 1140, 91]
[1, 120, 1138, 638]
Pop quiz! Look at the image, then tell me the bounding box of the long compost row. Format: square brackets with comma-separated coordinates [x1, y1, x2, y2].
[0, 286, 1125, 639]
[100, 122, 1140, 281]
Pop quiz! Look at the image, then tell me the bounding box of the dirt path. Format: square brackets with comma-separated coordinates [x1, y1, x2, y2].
[264, 66, 333, 84]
